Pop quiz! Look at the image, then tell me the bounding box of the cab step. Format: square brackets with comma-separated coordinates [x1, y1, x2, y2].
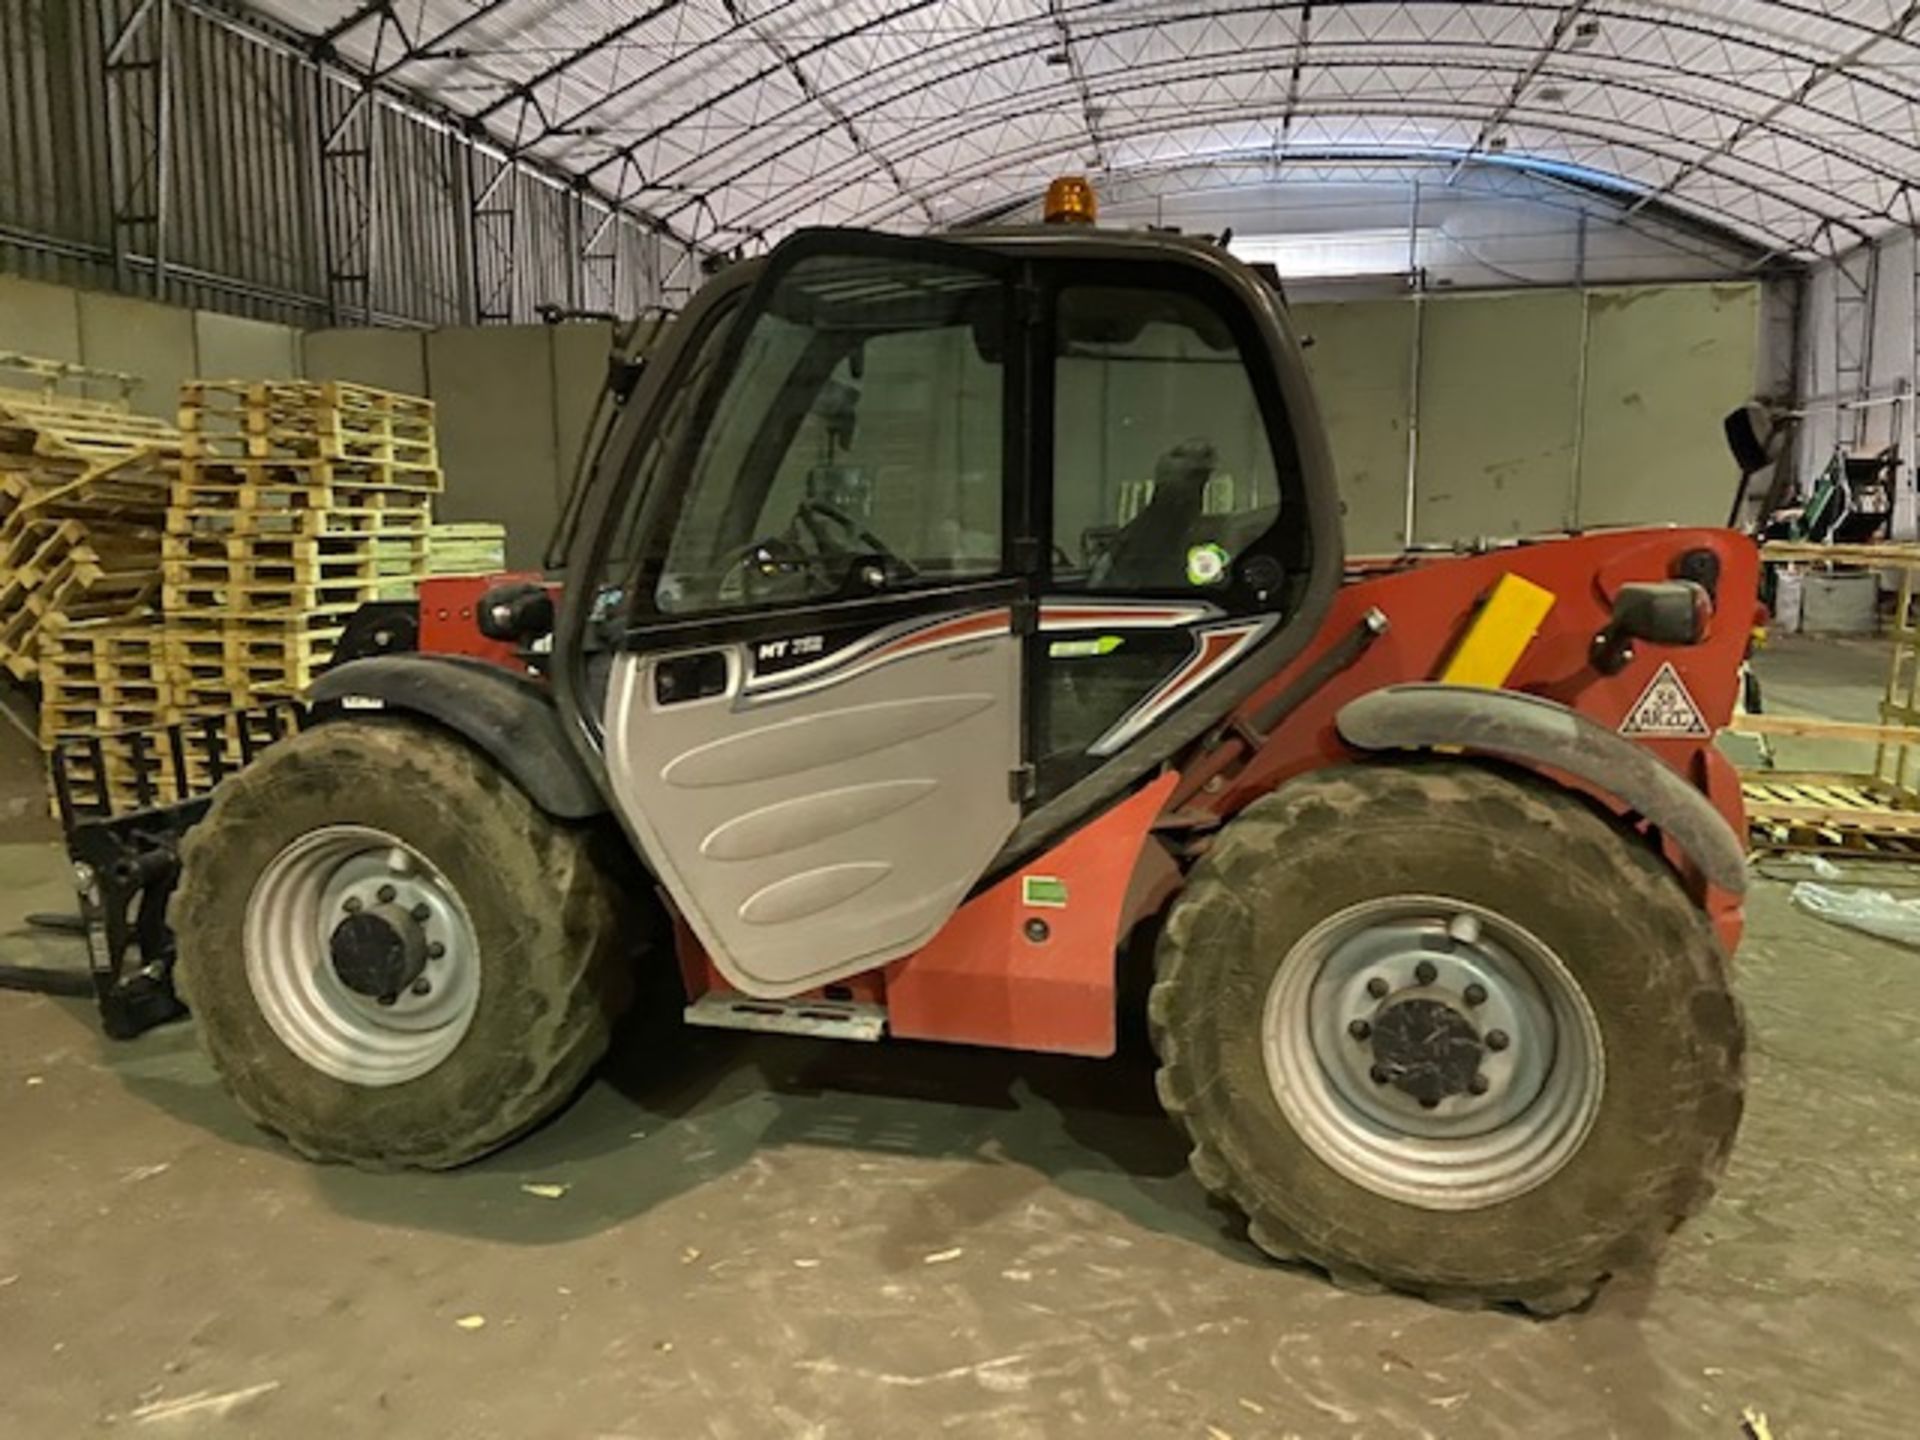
[683, 994, 887, 1041]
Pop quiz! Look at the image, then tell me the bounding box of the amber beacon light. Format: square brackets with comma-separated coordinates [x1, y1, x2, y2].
[1043, 175, 1097, 224]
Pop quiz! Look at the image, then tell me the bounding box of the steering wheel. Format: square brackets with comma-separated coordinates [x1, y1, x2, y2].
[796, 497, 916, 579]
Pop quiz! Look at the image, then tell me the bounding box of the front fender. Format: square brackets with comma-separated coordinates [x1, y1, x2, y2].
[308, 655, 607, 820]
[1336, 683, 1747, 896]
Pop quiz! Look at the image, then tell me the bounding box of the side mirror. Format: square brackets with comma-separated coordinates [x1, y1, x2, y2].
[477, 581, 555, 644]
[1724, 402, 1778, 477]
[1591, 581, 1710, 675]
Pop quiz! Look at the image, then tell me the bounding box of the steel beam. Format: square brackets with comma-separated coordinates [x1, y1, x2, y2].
[319, 78, 380, 324]
[470, 154, 519, 324]
[101, 0, 173, 298]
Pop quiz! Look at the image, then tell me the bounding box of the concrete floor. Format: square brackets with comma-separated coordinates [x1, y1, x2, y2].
[2, 642, 1918, 1438]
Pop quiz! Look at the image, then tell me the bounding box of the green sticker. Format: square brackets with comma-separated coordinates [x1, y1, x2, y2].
[1022, 875, 1069, 909]
[1047, 635, 1125, 659]
[1186, 542, 1230, 586]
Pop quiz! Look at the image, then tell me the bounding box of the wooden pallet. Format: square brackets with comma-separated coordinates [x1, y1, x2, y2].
[167, 508, 432, 543]
[0, 375, 176, 678]
[0, 557, 161, 680]
[35, 615, 174, 741]
[0, 387, 181, 466]
[160, 573, 383, 614]
[173, 456, 443, 501]
[166, 638, 341, 699]
[163, 605, 360, 702]
[1742, 772, 1920, 855]
[426, 520, 507, 576]
[164, 550, 405, 585]
[179, 380, 439, 467]
[162, 533, 425, 577]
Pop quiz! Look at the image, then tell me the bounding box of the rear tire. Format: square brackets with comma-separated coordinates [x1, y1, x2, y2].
[172, 717, 645, 1169]
[1149, 762, 1743, 1312]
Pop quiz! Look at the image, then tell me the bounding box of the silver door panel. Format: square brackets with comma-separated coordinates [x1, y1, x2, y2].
[604, 631, 1021, 996]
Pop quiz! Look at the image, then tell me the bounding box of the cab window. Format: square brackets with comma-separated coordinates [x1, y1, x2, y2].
[1052, 285, 1284, 596]
[642, 252, 1007, 618]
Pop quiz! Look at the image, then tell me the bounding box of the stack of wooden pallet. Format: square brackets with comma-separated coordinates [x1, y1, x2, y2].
[0, 371, 176, 682]
[164, 381, 442, 710]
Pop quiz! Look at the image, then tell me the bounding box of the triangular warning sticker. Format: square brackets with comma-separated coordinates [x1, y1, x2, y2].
[1620, 661, 1711, 737]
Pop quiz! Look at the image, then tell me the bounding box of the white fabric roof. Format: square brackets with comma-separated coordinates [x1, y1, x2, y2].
[241, 1, 1920, 260]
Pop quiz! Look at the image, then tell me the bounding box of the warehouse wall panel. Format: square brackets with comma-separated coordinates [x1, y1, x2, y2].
[1576, 284, 1760, 529]
[1293, 299, 1416, 555]
[550, 323, 616, 508]
[0, 274, 83, 363]
[1296, 281, 1760, 549]
[75, 291, 196, 419]
[300, 328, 428, 398]
[426, 328, 561, 570]
[1416, 291, 1582, 543]
[194, 311, 300, 380]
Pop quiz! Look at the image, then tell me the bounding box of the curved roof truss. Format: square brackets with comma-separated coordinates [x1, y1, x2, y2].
[237, 0, 1920, 263]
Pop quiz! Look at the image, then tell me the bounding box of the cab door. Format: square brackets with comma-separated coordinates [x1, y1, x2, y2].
[601, 234, 1028, 998]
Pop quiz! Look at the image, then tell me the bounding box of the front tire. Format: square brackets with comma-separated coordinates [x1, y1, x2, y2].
[172, 717, 642, 1169]
[1149, 762, 1743, 1312]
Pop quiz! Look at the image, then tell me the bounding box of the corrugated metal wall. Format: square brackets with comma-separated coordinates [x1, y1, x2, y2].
[0, 0, 687, 328]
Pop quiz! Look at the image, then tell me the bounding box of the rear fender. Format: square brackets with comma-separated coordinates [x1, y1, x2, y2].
[307, 655, 607, 820]
[1336, 683, 1747, 897]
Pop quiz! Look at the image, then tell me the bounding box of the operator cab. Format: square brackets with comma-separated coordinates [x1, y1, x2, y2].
[557, 206, 1341, 998]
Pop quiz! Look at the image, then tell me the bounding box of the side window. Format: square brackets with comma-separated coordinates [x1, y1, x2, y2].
[1052, 285, 1283, 594]
[646, 253, 1006, 617]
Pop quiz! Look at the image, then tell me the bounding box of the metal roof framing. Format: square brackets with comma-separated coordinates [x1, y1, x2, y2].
[170, 2, 1920, 265]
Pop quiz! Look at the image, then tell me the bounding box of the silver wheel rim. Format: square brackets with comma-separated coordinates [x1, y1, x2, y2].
[1261, 894, 1605, 1211]
[244, 825, 481, 1087]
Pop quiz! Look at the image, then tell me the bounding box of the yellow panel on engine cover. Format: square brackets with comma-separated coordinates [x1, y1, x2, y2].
[1440, 573, 1558, 688]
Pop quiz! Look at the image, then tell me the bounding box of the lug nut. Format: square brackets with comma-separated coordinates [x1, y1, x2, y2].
[1369, 1064, 1391, 1085]
[1414, 959, 1437, 986]
[377, 884, 397, 903]
[376, 993, 397, 1007]
[1366, 977, 1390, 999]
[1463, 982, 1487, 1006]
[343, 896, 363, 914]
[1468, 1074, 1490, 1096]
[1486, 1029, 1510, 1052]
[1348, 1019, 1371, 1041]
[1418, 1096, 1440, 1110]
[410, 977, 432, 997]
[411, 902, 431, 923]
[427, 941, 446, 960]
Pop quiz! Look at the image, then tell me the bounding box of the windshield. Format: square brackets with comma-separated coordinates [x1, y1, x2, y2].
[632, 250, 1009, 619]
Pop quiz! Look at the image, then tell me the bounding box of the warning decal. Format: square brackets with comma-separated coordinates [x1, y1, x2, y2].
[1620, 661, 1711, 738]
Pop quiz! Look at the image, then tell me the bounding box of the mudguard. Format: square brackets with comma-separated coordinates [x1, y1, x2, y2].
[1336, 683, 1747, 896]
[308, 655, 607, 820]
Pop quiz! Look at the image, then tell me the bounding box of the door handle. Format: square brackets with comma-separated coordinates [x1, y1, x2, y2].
[654, 650, 729, 705]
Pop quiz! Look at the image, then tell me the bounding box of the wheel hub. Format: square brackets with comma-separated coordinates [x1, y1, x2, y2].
[329, 906, 427, 1001]
[244, 826, 482, 1087]
[1369, 998, 1483, 1106]
[1260, 895, 1605, 1211]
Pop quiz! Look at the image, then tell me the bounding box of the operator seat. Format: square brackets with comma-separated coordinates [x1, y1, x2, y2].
[1091, 438, 1218, 590]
